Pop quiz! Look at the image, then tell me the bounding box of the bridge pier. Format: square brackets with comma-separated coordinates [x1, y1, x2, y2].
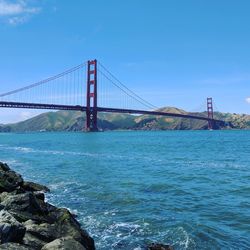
[86, 60, 98, 132]
[207, 97, 214, 130]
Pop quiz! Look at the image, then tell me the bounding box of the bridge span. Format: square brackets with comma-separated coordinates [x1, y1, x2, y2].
[0, 101, 225, 128]
[0, 59, 226, 131]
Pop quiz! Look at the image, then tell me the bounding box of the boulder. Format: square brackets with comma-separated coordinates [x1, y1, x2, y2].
[24, 220, 56, 242]
[1, 192, 47, 213]
[52, 208, 95, 249]
[0, 169, 23, 192]
[22, 220, 56, 248]
[23, 232, 48, 249]
[0, 163, 10, 172]
[22, 181, 50, 193]
[23, 220, 49, 249]
[41, 237, 86, 250]
[1, 193, 51, 223]
[0, 210, 26, 243]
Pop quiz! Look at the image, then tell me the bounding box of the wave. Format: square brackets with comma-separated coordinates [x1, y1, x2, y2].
[0, 144, 158, 162]
[0, 144, 100, 157]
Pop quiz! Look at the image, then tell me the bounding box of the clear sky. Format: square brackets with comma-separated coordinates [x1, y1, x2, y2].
[0, 0, 249, 123]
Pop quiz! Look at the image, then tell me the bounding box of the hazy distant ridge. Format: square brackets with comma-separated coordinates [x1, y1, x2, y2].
[0, 107, 249, 132]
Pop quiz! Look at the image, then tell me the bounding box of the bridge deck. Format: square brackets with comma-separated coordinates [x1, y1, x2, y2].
[0, 101, 224, 124]
[97, 107, 223, 123]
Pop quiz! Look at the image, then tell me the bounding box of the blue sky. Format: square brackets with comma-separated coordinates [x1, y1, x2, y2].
[0, 0, 249, 123]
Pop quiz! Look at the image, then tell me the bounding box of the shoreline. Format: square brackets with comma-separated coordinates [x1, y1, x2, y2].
[0, 161, 173, 250]
[0, 161, 95, 249]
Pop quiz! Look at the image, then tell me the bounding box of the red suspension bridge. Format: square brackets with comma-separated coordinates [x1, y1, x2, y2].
[0, 60, 226, 131]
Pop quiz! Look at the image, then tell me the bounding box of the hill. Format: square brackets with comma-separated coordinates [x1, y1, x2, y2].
[0, 108, 249, 132]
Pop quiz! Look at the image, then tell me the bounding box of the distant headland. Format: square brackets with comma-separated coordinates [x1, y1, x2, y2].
[0, 107, 249, 132]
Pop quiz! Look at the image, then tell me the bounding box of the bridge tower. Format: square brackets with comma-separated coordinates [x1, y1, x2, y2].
[86, 59, 98, 131]
[207, 97, 214, 130]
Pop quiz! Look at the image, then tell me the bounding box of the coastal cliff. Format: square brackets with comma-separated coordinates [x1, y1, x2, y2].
[0, 161, 95, 250]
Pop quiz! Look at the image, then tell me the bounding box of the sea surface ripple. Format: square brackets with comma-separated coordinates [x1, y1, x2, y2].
[0, 130, 249, 249]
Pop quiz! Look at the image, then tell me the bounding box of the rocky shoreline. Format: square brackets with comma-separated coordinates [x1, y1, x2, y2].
[0, 161, 173, 250]
[0, 161, 95, 249]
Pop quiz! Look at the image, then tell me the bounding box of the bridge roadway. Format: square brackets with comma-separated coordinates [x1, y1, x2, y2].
[0, 101, 225, 125]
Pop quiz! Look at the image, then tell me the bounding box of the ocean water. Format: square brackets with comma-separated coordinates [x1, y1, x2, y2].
[0, 131, 249, 249]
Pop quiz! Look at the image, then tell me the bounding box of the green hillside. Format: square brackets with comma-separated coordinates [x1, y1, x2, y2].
[0, 108, 249, 132]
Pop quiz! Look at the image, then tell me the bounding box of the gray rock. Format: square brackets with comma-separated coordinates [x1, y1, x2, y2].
[0, 192, 9, 203]
[23, 232, 48, 249]
[23, 220, 34, 226]
[22, 181, 50, 193]
[25, 221, 56, 242]
[0, 163, 10, 172]
[22, 219, 56, 249]
[0, 242, 31, 249]
[41, 237, 86, 250]
[33, 191, 45, 201]
[0, 210, 26, 243]
[52, 208, 94, 249]
[1, 192, 50, 223]
[0, 169, 23, 192]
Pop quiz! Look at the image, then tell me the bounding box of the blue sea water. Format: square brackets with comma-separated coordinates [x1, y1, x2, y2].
[0, 131, 249, 249]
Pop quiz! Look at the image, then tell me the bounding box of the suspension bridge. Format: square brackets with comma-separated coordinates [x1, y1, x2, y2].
[0, 60, 225, 131]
